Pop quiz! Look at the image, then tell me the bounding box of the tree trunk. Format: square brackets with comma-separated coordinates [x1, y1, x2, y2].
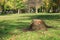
[28, 7, 30, 13]
[35, 7, 38, 13]
[18, 9, 20, 14]
[1, 0, 6, 14]
[52, 6, 57, 13]
[1, 5, 6, 14]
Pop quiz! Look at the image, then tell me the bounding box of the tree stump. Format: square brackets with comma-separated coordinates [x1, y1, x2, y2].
[29, 19, 47, 30]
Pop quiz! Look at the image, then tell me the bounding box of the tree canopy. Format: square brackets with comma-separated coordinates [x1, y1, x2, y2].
[0, 0, 60, 14]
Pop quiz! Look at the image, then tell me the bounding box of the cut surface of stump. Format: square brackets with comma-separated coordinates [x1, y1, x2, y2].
[29, 19, 47, 30]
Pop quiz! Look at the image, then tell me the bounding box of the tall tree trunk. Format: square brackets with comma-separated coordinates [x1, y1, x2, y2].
[1, 5, 6, 14]
[35, 0, 38, 13]
[1, 0, 6, 14]
[35, 7, 38, 13]
[18, 9, 20, 14]
[28, 6, 30, 13]
[52, 6, 57, 13]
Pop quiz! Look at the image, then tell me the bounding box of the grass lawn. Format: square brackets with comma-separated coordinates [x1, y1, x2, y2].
[0, 13, 60, 40]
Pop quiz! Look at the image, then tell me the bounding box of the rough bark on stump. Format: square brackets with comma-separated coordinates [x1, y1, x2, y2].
[29, 19, 47, 30]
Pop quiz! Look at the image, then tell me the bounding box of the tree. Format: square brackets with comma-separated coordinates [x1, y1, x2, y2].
[15, 0, 27, 14]
[27, 0, 42, 13]
[42, 0, 53, 13]
[0, 0, 5, 14]
[0, 0, 27, 14]
[0, 0, 15, 14]
[52, 0, 60, 13]
[5, 0, 15, 10]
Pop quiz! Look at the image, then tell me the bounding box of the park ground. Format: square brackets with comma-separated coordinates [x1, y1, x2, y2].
[0, 13, 60, 40]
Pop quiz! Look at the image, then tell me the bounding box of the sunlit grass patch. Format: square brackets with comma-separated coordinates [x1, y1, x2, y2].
[0, 13, 60, 40]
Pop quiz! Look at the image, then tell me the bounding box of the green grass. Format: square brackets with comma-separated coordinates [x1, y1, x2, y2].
[0, 13, 60, 40]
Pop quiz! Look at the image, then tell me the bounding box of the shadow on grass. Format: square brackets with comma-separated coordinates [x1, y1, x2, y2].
[31, 15, 60, 20]
[0, 20, 30, 40]
[20, 15, 60, 20]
